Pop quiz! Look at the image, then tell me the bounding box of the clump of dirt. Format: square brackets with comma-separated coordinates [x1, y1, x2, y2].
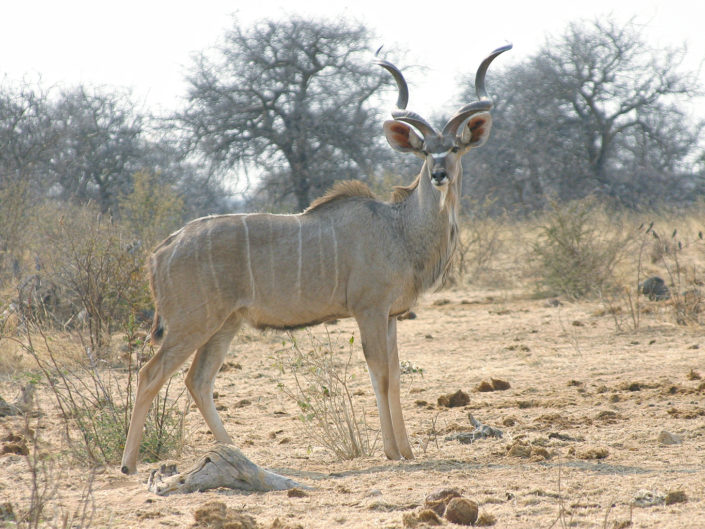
[477, 380, 493, 392]
[1, 432, 28, 456]
[687, 369, 701, 380]
[476, 378, 511, 392]
[476, 512, 497, 526]
[667, 406, 705, 419]
[577, 447, 609, 460]
[287, 488, 308, 498]
[274, 516, 304, 528]
[506, 440, 551, 460]
[445, 497, 478, 525]
[437, 389, 470, 407]
[192, 501, 258, 529]
[665, 490, 688, 505]
[402, 509, 442, 527]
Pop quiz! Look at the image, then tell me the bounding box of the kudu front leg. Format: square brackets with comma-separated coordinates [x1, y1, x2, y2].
[387, 317, 414, 459]
[356, 312, 411, 460]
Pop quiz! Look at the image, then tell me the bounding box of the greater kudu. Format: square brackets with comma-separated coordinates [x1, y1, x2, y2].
[121, 44, 511, 474]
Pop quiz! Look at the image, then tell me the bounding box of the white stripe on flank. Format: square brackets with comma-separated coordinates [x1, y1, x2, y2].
[318, 223, 324, 279]
[207, 222, 222, 293]
[242, 217, 256, 301]
[328, 219, 338, 304]
[165, 228, 184, 288]
[193, 230, 210, 320]
[296, 216, 303, 300]
[268, 216, 276, 295]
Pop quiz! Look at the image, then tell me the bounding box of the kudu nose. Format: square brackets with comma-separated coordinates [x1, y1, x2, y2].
[431, 168, 448, 186]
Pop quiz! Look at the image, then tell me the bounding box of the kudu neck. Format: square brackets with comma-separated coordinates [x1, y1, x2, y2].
[398, 161, 462, 292]
[408, 161, 462, 221]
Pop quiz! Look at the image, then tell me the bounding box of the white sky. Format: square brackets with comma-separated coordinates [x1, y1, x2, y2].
[1, 0, 703, 118]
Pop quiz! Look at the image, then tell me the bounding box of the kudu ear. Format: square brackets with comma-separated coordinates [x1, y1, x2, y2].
[383, 120, 424, 154]
[459, 112, 492, 149]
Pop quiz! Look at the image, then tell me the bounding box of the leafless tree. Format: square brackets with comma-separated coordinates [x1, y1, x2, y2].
[45, 86, 145, 213]
[178, 17, 395, 212]
[0, 83, 56, 280]
[462, 17, 704, 211]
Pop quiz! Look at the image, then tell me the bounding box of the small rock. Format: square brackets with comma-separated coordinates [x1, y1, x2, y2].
[665, 490, 687, 505]
[639, 276, 670, 301]
[657, 430, 683, 445]
[437, 389, 470, 408]
[444, 498, 478, 526]
[633, 489, 665, 507]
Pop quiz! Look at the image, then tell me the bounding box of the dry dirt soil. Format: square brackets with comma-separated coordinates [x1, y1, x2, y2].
[2, 286, 704, 528]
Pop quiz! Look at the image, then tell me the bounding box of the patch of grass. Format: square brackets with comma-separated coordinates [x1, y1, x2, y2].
[274, 329, 377, 460]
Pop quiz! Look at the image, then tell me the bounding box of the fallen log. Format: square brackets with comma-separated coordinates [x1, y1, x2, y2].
[147, 444, 306, 496]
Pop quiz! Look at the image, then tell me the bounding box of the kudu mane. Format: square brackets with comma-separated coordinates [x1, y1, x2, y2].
[304, 176, 421, 214]
[304, 180, 376, 212]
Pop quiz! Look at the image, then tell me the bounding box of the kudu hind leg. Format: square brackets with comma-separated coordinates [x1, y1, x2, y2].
[121, 333, 198, 474]
[185, 315, 241, 444]
[356, 312, 401, 460]
[387, 317, 414, 459]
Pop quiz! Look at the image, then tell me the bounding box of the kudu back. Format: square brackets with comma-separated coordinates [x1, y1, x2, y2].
[121, 44, 511, 474]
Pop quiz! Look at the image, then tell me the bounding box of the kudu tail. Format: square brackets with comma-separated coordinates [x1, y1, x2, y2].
[146, 251, 164, 344]
[149, 310, 164, 343]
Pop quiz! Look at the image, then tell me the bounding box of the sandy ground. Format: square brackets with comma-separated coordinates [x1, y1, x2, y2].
[2, 286, 704, 528]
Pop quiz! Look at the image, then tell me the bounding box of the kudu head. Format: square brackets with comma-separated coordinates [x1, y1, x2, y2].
[377, 45, 511, 190]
